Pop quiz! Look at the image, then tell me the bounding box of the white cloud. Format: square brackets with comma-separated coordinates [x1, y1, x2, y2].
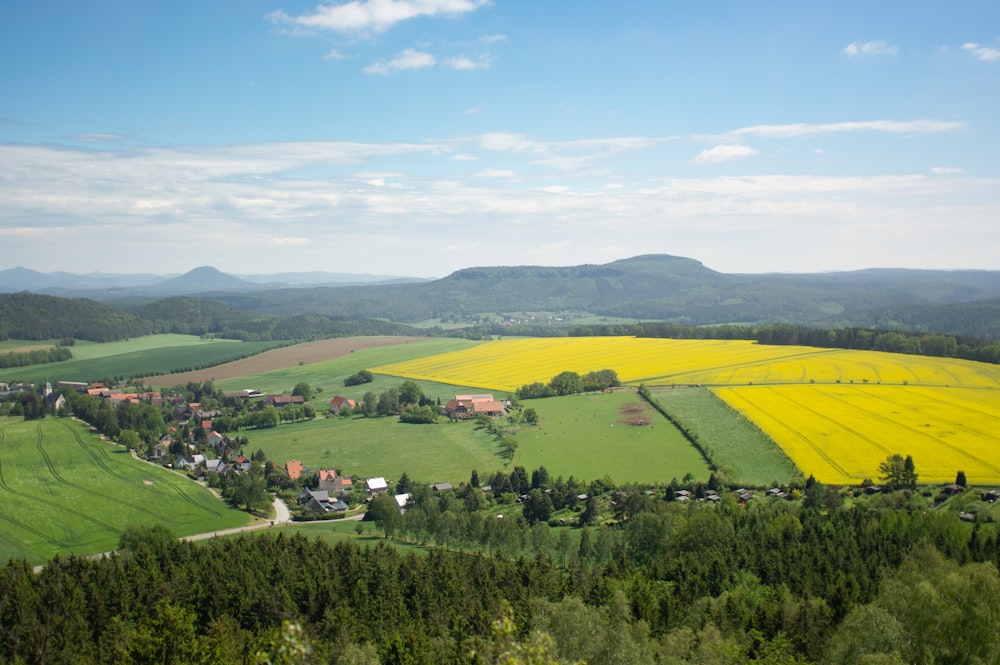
[931, 166, 964, 175]
[844, 40, 899, 57]
[961, 42, 1000, 62]
[271, 236, 311, 246]
[464, 102, 485, 115]
[269, 0, 488, 35]
[479, 34, 507, 44]
[692, 144, 758, 164]
[323, 49, 351, 60]
[712, 119, 965, 140]
[4, 136, 1000, 276]
[364, 48, 436, 74]
[442, 54, 491, 70]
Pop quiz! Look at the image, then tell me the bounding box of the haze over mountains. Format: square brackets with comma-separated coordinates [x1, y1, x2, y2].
[0, 265, 425, 297]
[3, 255, 1000, 339]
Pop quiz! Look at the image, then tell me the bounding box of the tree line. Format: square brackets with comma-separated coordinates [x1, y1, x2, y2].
[2, 482, 998, 664]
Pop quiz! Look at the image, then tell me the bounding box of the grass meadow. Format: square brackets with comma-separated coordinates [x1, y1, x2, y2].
[511, 389, 712, 484]
[646, 386, 798, 486]
[2, 335, 277, 385]
[247, 415, 503, 485]
[0, 416, 250, 564]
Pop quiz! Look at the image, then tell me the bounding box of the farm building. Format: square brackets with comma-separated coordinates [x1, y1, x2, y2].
[329, 396, 356, 414]
[444, 394, 506, 419]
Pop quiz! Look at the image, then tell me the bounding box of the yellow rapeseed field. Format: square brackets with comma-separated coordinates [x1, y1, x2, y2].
[371, 337, 1000, 484]
[714, 385, 1000, 485]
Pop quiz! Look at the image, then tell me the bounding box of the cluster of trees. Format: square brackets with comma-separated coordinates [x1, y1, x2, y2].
[4, 480, 1000, 664]
[343, 369, 373, 386]
[0, 344, 72, 368]
[338, 380, 442, 422]
[516, 369, 620, 399]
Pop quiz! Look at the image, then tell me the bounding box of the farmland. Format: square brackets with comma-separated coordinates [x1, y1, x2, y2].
[511, 389, 712, 484]
[371, 336, 1000, 486]
[2, 334, 278, 385]
[646, 386, 798, 486]
[715, 384, 1000, 485]
[247, 415, 503, 485]
[0, 417, 250, 565]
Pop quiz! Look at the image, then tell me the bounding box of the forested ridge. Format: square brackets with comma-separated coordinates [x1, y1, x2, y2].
[2, 493, 998, 664]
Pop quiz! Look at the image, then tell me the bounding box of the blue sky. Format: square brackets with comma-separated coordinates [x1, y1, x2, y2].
[1, 0, 999, 277]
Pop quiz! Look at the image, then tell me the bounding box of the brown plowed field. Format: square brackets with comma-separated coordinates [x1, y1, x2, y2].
[149, 336, 430, 385]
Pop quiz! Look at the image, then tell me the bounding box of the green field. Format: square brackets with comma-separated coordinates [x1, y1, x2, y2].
[0, 417, 250, 564]
[211, 339, 488, 406]
[512, 389, 713, 484]
[247, 415, 504, 485]
[647, 386, 799, 486]
[2, 335, 277, 385]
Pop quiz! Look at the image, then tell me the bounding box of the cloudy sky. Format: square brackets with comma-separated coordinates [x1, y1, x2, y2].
[1, 1, 999, 278]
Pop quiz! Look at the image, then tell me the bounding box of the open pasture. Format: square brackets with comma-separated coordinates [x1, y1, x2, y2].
[0, 417, 249, 564]
[512, 389, 712, 484]
[247, 415, 502, 485]
[3, 334, 277, 385]
[714, 385, 1000, 485]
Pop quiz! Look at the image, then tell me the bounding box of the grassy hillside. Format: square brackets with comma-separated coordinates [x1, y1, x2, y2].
[0, 417, 249, 564]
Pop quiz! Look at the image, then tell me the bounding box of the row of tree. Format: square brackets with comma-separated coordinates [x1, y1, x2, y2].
[3, 483, 999, 664]
[516, 369, 620, 399]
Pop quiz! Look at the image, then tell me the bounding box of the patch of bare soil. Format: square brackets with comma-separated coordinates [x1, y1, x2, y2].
[149, 336, 430, 386]
[618, 401, 651, 426]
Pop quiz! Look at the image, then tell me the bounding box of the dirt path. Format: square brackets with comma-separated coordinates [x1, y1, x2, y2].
[149, 335, 431, 386]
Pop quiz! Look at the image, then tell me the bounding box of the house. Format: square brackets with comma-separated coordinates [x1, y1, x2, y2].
[298, 489, 348, 515]
[317, 469, 339, 492]
[365, 477, 388, 494]
[206, 431, 224, 446]
[941, 483, 965, 495]
[264, 395, 305, 408]
[285, 460, 304, 481]
[982, 489, 999, 503]
[45, 392, 66, 413]
[432, 482, 453, 492]
[444, 394, 506, 419]
[233, 455, 252, 472]
[329, 396, 357, 414]
[394, 493, 411, 513]
[205, 459, 227, 474]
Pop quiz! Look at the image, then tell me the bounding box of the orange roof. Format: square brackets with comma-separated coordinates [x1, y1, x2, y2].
[285, 460, 303, 480]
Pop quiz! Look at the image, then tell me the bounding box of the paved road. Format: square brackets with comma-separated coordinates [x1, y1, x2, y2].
[181, 496, 292, 542]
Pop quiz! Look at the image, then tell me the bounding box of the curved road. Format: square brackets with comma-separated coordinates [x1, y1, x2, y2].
[181, 495, 292, 542]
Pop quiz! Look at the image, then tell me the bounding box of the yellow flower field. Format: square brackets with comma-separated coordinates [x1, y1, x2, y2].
[372, 336, 1000, 391]
[714, 385, 1000, 485]
[371, 337, 1000, 485]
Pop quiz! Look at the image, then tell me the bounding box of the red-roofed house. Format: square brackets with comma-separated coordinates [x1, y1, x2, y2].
[285, 460, 304, 481]
[329, 396, 356, 414]
[445, 394, 506, 419]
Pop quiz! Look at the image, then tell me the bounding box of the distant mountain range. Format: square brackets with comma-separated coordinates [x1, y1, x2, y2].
[3, 255, 1000, 339]
[0, 265, 426, 297]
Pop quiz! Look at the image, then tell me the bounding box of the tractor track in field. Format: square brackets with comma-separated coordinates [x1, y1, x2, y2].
[0, 424, 69, 546]
[60, 420, 126, 481]
[60, 420, 223, 519]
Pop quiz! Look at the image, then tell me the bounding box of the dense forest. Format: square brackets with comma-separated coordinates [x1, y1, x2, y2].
[2, 489, 998, 664]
